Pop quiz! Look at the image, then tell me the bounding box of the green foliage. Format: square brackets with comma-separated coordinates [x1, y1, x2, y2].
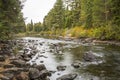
[43, 0, 65, 30]
[41, 0, 120, 41]
[0, 0, 25, 39]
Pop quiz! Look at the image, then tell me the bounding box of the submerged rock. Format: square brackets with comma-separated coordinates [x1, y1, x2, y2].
[57, 73, 77, 80]
[83, 52, 96, 62]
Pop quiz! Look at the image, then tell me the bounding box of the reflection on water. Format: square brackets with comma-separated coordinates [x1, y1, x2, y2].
[21, 37, 120, 80]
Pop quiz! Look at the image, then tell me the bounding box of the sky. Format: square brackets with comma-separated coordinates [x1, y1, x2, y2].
[22, 0, 56, 24]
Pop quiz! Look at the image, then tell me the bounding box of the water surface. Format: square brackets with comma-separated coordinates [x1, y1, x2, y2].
[20, 37, 120, 80]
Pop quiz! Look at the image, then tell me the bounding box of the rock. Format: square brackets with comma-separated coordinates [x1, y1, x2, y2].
[10, 60, 26, 67]
[83, 52, 96, 62]
[33, 64, 46, 71]
[57, 65, 66, 71]
[23, 57, 31, 61]
[3, 73, 14, 80]
[14, 72, 29, 80]
[71, 63, 80, 68]
[85, 38, 94, 43]
[0, 68, 28, 74]
[38, 55, 48, 58]
[0, 55, 5, 62]
[29, 68, 40, 79]
[3, 64, 15, 68]
[57, 73, 77, 80]
[49, 70, 56, 74]
[40, 61, 44, 63]
[39, 70, 51, 79]
[0, 75, 10, 80]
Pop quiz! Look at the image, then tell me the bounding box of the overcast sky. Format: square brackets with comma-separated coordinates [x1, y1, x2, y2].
[22, 0, 56, 24]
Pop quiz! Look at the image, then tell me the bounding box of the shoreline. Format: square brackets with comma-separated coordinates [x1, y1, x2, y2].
[15, 33, 120, 46]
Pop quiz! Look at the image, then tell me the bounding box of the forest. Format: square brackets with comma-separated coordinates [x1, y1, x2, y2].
[0, 0, 120, 41]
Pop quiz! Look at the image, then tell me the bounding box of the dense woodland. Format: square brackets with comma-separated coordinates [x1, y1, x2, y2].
[0, 0, 120, 40]
[0, 0, 25, 40]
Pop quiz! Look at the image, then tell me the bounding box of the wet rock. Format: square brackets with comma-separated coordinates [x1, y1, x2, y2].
[71, 60, 81, 68]
[23, 57, 31, 61]
[39, 70, 51, 79]
[57, 65, 66, 71]
[29, 68, 40, 79]
[23, 48, 30, 54]
[83, 52, 96, 62]
[0, 55, 5, 62]
[71, 62, 80, 68]
[49, 70, 56, 74]
[33, 64, 46, 71]
[40, 61, 44, 63]
[57, 73, 77, 80]
[39, 43, 43, 46]
[38, 55, 48, 58]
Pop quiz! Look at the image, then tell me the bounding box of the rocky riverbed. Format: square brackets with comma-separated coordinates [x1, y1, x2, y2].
[0, 37, 120, 80]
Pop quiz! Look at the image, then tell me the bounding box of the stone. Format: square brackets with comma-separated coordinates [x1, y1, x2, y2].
[14, 72, 29, 80]
[57, 73, 77, 80]
[57, 65, 66, 71]
[83, 52, 96, 62]
[3, 73, 14, 80]
[29, 68, 40, 79]
[40, 61, 44, 63]
[39, 70, 51, 79]
[10, 60, 26, 67]
[0, 55, 5, 62]
[33, 64, 46, 71]
[3, 64, 15, 68]
[71, 62, 80, 68]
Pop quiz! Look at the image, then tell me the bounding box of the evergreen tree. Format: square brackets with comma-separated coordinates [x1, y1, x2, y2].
[0, 0, 25, 39]
[43, 0, 65, 30]
[84, 0, 93, 28]
[111, 0, 120, 26]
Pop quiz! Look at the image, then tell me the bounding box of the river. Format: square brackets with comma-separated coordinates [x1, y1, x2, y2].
[18, 37, 120, 80]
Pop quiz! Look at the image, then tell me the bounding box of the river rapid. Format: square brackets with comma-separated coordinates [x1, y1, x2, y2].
[17, 37, 120, 80]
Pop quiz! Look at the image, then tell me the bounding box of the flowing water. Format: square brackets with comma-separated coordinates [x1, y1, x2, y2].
[19, 37, 120, 80]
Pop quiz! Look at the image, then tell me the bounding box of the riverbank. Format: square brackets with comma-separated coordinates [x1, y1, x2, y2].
[15, 32, 120, 46]
[0, 40, 51, 80]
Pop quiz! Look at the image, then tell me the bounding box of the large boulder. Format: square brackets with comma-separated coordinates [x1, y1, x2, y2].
[57, 73, 77, 80]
